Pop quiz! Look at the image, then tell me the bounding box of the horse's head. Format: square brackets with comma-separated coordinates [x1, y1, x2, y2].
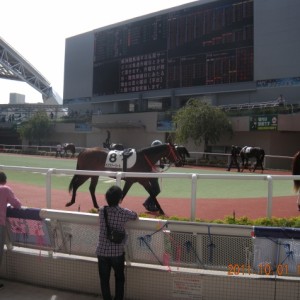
[167, 143, 184, 167]
[142, 143, 183, 168]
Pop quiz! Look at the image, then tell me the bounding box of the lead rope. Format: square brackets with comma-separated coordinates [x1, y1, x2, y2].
[144, 154, 159, 172]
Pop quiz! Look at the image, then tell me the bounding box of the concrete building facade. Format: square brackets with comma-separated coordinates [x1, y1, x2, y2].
[61, 0, 300, 155]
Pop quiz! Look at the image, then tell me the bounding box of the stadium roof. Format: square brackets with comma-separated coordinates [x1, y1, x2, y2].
[0, 36, 61, 104]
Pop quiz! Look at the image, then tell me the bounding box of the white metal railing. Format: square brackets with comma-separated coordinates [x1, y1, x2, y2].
[188, 151, 293, 169]
[0, 144, 293, 170]
[0, 164, 299, 221]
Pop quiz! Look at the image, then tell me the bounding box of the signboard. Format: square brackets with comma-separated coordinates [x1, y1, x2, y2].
[249, 115, 278, 131]
[172, 273, 203, 299]
[6, 207, 52, 248]
[75, 123, 92, 132]
[93, 0, 254, 96]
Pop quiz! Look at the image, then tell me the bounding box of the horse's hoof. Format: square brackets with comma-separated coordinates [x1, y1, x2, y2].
[143, 203, 159, 212]
[65, 202, 74, 207]
[298, 204, 300, 211]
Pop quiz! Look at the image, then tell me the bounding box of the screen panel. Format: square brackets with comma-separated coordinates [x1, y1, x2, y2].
[93, 0, 253, 97]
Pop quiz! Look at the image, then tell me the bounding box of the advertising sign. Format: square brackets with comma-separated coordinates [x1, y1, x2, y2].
[249, 115, 278, 131]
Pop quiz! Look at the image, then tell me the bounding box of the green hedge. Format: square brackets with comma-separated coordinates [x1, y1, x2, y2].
[89, 208, 300, 227]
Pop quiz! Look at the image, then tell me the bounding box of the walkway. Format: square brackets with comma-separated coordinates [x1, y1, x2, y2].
[0, 279, 100, 300]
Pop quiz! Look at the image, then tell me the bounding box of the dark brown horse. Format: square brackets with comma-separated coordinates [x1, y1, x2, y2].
[292, 151, 300, 210]
[63, 143, 76, 158]
[67, 143, 183, 214]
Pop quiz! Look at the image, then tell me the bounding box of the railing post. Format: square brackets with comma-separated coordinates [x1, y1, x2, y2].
[116, 172, 123, 187]
[266, 175, 273, 218]
[46, 168, 54, 208]
[191, 174, 197, 221]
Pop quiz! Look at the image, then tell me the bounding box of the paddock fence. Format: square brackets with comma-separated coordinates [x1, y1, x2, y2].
[0, 164, 299, 220]
[0, 166, 300, 299]
[0, 144, 294, 170]
[1, 207, 300, 300]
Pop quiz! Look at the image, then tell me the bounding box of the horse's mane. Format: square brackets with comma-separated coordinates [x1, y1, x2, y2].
[139, 143, 168, 155]
[292, 151, 300, 193]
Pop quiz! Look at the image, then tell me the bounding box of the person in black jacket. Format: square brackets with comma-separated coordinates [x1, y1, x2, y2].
[227, 145, 241, 172]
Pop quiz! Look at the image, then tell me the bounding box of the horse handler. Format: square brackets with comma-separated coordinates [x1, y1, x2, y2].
[227, 145, 240, 172]
[55, 143, 62, 158]
[143, 140, 164, 212]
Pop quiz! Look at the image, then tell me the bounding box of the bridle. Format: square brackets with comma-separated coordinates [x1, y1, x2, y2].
[143, 143, 182, 172]
[166, 143, 181, 165]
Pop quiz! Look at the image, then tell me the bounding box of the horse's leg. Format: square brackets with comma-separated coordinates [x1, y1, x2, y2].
[141, 179, 164, 215]
[120, 180, 134, 203]
[297, 193, 300, 211]
[252, 158, 259, 173]
[89, 176, 100, 209]
[246, 158, 252, 172]
[259, 160, 264, 173]
[147, 190, 164, 215]
[66, 175, 90, 207]
[143, 178, 160, 211]
[240, 157, 245, 172]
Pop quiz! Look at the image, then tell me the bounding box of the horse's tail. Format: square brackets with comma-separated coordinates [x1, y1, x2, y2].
[69, 175, 77, 193]
[292, 151, 300, 193]
[69, 158, 80, 193]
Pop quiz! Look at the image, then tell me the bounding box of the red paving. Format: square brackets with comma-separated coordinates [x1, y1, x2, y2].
[9, 167, 300, 221]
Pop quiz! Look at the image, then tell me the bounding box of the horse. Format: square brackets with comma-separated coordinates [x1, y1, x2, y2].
[66, 143, 183, 215]
[239, 146, 265, 173]
[292, 151, 300, 210]
[175, 145, 190, 166]
[63, 143, 76, 158]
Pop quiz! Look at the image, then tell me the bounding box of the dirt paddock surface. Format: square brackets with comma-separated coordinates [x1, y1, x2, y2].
[7, 163, 299, 221]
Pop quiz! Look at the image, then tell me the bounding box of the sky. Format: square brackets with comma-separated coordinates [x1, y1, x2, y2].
[0, 0, 193, 104]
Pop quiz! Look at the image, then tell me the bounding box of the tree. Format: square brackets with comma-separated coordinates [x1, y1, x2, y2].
[18, 111, 53, 145]
[173, 98, 233, 152]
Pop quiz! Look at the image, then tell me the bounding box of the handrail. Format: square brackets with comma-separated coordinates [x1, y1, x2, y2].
[0, 164, 299, 221]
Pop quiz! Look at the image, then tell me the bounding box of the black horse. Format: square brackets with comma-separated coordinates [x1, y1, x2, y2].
[67, 143, 183, 215]
[63, 143, 76, 158]
[240, 146, 265, 173]
[175, 145, 190, 166]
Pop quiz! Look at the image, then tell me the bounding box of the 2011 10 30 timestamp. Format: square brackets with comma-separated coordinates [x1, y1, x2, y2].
[227, 263, 289, 276]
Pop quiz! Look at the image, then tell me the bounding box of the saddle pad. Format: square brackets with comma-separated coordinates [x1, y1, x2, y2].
[245, 147, 252, 153]
[105, 149, 137, 169]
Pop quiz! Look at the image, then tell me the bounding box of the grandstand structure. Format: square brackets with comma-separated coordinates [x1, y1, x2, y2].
[1, 0, 300, 156]
[60, 0, 300, 155]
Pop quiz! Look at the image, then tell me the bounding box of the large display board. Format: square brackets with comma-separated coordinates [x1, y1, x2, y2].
[93, 0, 253, 96]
